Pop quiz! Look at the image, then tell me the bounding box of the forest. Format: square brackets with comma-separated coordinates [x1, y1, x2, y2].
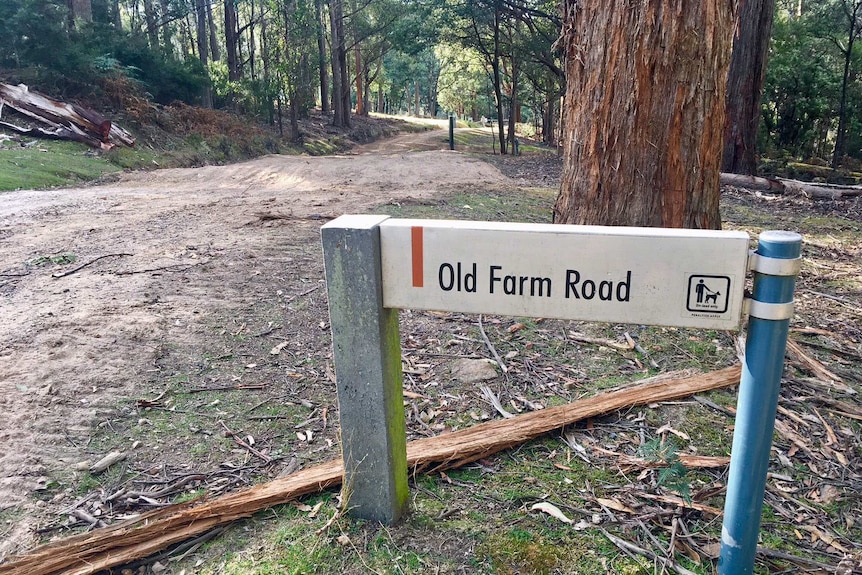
[4, 0, 862, 168]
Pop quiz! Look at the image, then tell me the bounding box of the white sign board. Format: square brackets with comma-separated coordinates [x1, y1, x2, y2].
[379, 219, 751, 330]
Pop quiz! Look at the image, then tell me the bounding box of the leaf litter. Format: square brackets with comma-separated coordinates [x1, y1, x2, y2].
[0, 146, 860, 573]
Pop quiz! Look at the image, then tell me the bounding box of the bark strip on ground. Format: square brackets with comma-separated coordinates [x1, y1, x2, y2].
[0, 365, 742, 575]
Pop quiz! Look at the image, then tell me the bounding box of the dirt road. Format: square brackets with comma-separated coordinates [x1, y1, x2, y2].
[0, 135, 512, 555]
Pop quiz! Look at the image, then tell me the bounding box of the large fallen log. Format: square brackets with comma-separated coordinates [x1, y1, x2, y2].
[720, 172, 862, 199]
[0, 365, 741, 575]
[0, 83, 134, 148]
[0, 118, 105, 149]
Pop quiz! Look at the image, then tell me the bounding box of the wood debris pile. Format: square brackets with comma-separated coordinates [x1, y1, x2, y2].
[0, 83, 134, 150]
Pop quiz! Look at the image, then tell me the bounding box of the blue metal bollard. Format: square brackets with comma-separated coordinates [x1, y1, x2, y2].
[718, 230, 802, 575]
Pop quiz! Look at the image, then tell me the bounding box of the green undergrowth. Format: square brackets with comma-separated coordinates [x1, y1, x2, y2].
[0, 131, 289, 191]
[0, 140, 122, 190]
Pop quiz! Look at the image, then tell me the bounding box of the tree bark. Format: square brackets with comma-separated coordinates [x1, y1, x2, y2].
[111, 0, 122, 28]
[554, 0, 738, 229]
[195, 0, 208, 67]
[316, 0, 330, 112]
[195, 0, 213, 108]
[507, 48, 519, 152]
[225, 0, 241, 81]
[722, 0, 775, 175]
[329, 0, 350, 127]
[491, 8, 507, 154]
[0, 83, 134, 148]
[354, 43, 365, 115]
[68, 0, 93, 26]
[159, 0, 173, 55]
[248, 0, 257, 80]
[206, 0, 221, 61]
[719, 172, 862, 199]
[142, 0, 159, 49]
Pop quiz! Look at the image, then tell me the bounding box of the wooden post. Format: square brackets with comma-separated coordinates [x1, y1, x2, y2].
[320, 215, 408, 524]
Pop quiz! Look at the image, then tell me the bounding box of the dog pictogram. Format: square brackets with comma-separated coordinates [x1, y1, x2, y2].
[687, 275, 731, 314]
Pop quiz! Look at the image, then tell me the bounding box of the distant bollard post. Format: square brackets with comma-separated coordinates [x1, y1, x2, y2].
[718, 231, 802, 575]
[449, 115, 455, 150]
[321, 215, 408, 525]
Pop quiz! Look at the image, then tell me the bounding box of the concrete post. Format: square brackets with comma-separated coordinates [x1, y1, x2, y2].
[320, 215, 408, 524]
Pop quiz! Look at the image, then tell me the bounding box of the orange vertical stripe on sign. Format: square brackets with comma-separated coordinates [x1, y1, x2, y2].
[411, 226, 424, 287]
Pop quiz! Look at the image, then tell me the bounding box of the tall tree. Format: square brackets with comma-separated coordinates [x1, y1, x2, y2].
[554, 0, 738, 229]
[68, 0, 93, 26]
[206, 0, 221, 60]
[143, 0, 159, 49]
[825, 0, 862, 166]
[225, 0, 241, 80]
[329, 0, 350, 126]
[315, 0, 329, 111]
[195, 0, 213, 106]
[722, 0, 776, 175]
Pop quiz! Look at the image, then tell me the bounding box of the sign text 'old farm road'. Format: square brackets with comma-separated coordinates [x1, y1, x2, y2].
[378, 219, 750, 330]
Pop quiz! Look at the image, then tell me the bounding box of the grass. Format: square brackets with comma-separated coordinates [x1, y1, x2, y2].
[0, 131, 291, 192]
[0, 141, 121, 190]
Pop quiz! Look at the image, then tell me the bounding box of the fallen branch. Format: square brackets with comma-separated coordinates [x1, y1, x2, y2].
[720, 172, 862, 199]
[599, 528, 699, 575]
[785, 339, 845, 385]
[478, 314, 507, 373]
[591, 446, 730, 469]
[568, 331, 633, 351]
[114, 259, 211, 275]
[51, 253, 133, 278]
[479, 384, 514, 419]
[188, 384, 267, 393]
[219, 421, 272, 464]
[0, 365, 741, 575]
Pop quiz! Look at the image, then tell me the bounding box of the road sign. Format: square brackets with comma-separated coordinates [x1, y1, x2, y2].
[379, 219, 751, 330]
[322, 214, 801, 572]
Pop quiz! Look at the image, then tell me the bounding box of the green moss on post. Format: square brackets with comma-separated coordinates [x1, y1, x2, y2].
[321, 215, 408, 524]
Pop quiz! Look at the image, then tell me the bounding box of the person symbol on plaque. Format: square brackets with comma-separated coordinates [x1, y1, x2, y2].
[695, 279, 708, 303]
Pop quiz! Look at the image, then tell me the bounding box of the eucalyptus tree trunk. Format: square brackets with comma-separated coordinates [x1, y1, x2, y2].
[554, 0, 738, 229]
[722, 0, 775, 175]
[316, 0, 330, 112]
[248, 0, 257, 80]
[507, 48, 519, 152]
[159, 0, 173, 54]
[111, 0, 122, 28]
[355, 44, 365, 115]
[225, 0, 241, 81]
[491, 8, 506, 154]
[329, 0, 350, 127]
[195, 0, 213, 107]
[68, 0, 93, 26]
[195, 0, 208, 65]
[143, 0, 159, 49]
[206, 0, 221, 61]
